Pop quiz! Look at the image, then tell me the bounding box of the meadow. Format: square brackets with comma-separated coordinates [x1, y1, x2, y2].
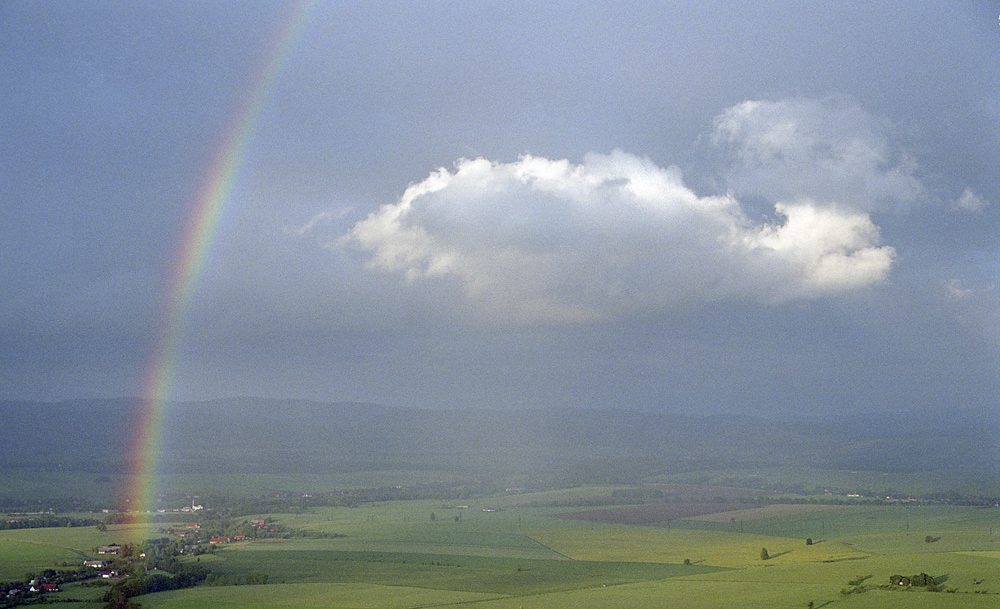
[6, 478, 1000, 609]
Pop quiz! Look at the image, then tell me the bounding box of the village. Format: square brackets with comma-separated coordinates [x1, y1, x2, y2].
[1, 516, 280, 607]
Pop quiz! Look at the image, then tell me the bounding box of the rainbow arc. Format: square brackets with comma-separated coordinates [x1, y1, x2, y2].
[120, 1, 315, 536]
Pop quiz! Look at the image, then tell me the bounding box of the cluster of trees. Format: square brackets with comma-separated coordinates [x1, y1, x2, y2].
[0, 514, 103, 530]
[103, 562, 210, 609]
[103, 563, 210, 609]
[889, 573, 937, 589]
[0, 496, 102, 513]
[142, 538, 213, 571]
[925, 490, 1000, 506]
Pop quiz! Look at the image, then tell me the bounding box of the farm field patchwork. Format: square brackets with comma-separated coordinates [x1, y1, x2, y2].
[153, 495, 1000, 608]
[206, 544, 722, 594]
[5, 485, 1000, 608]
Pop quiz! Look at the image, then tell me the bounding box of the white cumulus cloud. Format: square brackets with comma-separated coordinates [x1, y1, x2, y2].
[712, 97, 924, 211]
[952, 188, 988, 213]
[282, 208, 353, 236]
[341, 150, 894, 324]
[945, 278, 973, 300]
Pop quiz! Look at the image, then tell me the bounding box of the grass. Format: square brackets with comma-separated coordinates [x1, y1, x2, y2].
[138, 582, 504, 609]
[460, 577, 1000, 609]
[0, 539, 84, 580]
[0, 521, 172, 580]
[206, 540, 725, 593]
[648, 465, 1000, 498]
[212, 497, 1000, 607]
[5, 483, 1000, 609]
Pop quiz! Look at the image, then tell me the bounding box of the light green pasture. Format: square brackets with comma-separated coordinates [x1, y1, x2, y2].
[461, 576, 1000, 609]
[224, 534, 562, 561]
[142, 582, 503, 609]
[0, 521, 140, 551]
[677, 504, 1000, 556]
[205, 540, 723, 590]
[527, 522, 865, 568]
[0, 522, 166, 579]
[0, 539, 83, 579]
[269, 499, 585, 557]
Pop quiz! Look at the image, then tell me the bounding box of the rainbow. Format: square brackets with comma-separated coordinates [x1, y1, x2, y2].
[120, 1, 315, 535]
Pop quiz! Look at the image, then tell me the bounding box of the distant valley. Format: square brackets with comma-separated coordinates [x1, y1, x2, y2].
[2, 398, 997, 506]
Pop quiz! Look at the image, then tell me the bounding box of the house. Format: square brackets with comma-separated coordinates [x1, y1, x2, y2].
[100, 570, 119, 579]
[29, 581, 58, 593]
[209, 536, 230, 544]
[84, 560, 105, 568]
[250, 518, 267, 527]
[98, 545, 121, 554]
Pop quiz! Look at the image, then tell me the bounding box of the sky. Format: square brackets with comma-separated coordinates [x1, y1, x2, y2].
[1, 1, 998, 417]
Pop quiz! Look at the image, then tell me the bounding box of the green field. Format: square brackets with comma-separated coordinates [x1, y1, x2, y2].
[0, 520, 173, 580]
[0, 539, 84, 580]
[649, 466, 1000, 499]
[4, 484, 1000, 608]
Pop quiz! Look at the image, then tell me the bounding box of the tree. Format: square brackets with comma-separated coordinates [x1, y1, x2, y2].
[805, 538, 813, 545]
[760, 547, 770, 561]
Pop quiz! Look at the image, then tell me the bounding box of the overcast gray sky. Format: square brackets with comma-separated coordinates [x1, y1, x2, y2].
[2, 1, 997, 417]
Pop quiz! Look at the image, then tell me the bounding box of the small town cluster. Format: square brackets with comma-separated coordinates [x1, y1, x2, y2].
[2, 516, 278, 606]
